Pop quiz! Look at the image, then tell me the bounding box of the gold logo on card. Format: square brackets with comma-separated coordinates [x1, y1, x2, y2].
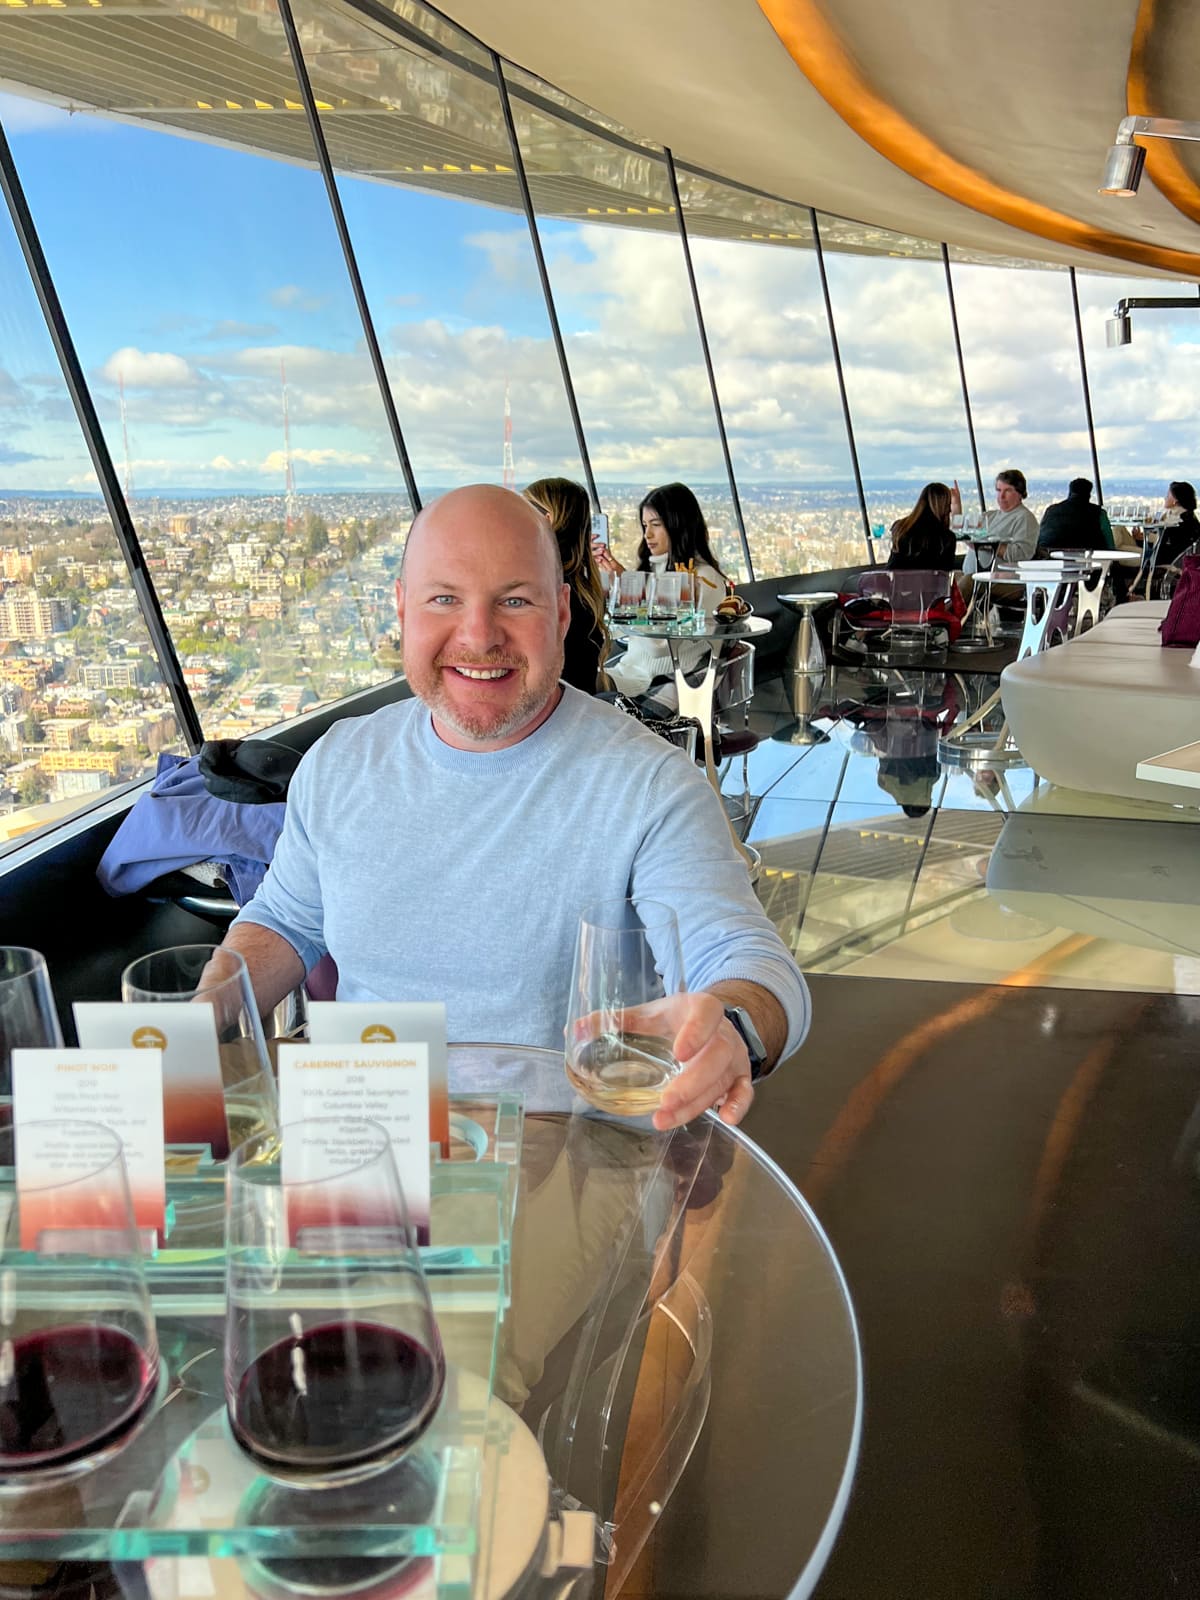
[131, 1025, 167, 1050]
[361, 1024, 395, 1044]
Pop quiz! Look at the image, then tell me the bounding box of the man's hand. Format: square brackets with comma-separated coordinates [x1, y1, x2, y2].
[653, 992, 755, 1131]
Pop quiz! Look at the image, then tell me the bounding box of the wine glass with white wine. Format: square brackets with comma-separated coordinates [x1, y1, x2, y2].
[565, 898, 684, 1116]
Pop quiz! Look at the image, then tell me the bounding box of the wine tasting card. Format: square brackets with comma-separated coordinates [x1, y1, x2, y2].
[74, 1001, 230, 1161]
[11, 1048, 166, 1248]
[277, 1041, 431, 1244]
[306, 1000, 448, 1153]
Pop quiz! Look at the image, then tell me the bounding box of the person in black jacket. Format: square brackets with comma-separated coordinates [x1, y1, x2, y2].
[1155, 481, 1200, 571]
[524, 476, 608, 693]
[887, 482, 956, 570]
[1037, 478, 1114, 553]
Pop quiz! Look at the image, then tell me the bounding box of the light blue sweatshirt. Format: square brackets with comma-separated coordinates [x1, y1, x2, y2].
[234, 687, 810, 1060]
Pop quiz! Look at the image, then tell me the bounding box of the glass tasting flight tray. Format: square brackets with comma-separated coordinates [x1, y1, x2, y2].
[0, 1092, 524, 1596]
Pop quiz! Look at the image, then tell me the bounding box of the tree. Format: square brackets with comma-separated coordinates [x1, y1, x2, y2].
[303, 513, 329, 556]
[22, 711, 43, 742]
[17, 770, 49, 806]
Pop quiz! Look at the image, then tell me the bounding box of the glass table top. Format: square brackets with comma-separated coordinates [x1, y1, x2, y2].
[0, 1047, 861, 1600]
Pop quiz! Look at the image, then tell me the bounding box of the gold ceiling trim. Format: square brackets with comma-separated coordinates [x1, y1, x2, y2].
[756, 0, 1200, 276]
[1126, 0, 1200, 230]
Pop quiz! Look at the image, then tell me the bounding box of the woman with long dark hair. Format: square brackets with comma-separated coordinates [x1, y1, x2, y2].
[523, 476, 608, 693]
[888, 482, 956, 571]
[595, 482, 728, 605]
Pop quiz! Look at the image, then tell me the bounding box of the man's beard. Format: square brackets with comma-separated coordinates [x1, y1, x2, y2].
[404, 646, 562, 744]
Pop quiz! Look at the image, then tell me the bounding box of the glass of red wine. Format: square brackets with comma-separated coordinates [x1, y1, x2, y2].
[0, 1120, 159, 1479]
[224, 1117, 445, 1485]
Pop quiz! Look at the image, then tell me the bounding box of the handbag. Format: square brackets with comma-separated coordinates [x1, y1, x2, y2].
[1159, 554, 1200, 647]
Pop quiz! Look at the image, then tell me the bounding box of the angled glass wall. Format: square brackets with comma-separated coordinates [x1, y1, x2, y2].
[289, 0, 587, 494]
[947, 252, 1091, 516]
[815, 215, 976, 548]
[0, 1, 412, 743]
[1075, 271, 1200, 511]
[501, 64, 749, 581]
[0, 193, 188, 850]
[677, 172, 869, 576]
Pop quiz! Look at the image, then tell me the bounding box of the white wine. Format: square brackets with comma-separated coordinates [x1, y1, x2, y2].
[566, 1034, 678, 1116]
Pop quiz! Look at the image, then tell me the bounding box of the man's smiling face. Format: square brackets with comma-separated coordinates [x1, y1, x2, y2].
[397, 486, 570, 752]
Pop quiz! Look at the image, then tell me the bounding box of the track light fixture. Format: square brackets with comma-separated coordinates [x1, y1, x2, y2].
[1104, 291, 1200, 348]
[1099, 115, 1200, 196]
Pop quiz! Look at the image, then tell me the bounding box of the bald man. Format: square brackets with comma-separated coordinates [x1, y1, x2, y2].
[222, 486, 809, 1128]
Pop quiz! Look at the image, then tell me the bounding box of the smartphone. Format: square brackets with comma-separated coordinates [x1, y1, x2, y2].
[590, 511, 609, 549]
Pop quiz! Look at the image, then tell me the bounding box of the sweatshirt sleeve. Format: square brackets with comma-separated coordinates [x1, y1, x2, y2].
[631, 755, 811, 1065]
[231, 744, 328, 975]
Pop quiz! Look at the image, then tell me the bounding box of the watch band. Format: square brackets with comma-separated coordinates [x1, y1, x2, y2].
[723, 1004, 768, 1081]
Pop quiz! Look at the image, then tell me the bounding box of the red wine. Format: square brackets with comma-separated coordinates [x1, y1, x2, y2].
[232, 1321, 444, 1473]
[0, 1324, 155, 1470]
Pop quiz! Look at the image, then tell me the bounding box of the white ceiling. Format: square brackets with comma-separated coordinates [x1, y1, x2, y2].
[440, 0, 1200, 278]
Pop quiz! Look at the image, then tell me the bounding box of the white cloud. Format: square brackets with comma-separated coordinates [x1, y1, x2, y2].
[100, 348, 200, 390]
[268, 285, 329, 313]
[260, 447, 375, 472]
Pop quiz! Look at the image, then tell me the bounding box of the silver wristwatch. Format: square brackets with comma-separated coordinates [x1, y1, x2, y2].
[723, 1005, 768, 1081]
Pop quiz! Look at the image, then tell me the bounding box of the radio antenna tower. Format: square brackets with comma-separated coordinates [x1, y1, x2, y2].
[281, 358, 297, 533]
[502, 379, 515, 490]
[118, 372, 133, 502]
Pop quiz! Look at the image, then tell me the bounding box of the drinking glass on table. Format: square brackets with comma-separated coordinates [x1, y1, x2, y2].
[611, 570, 647, 621]
[0, 947, 63, 1099]
[121, 944, 276, 1161]
[225, 1117, 445, 1485]
[565, 898, 685, 1116]
[0, 1120, 159, 1479]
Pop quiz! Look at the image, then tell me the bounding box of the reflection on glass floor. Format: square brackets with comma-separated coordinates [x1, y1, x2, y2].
[734, 664, 1200, 995]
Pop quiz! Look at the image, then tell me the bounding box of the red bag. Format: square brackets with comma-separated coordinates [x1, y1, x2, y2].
[1160, 554, 1200, 647]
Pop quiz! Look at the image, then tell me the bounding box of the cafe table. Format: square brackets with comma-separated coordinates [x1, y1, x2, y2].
[0, 1045, 861, 1600]
[1042, 549, 1141, 634]
[941, 559, 1088, 762]
[953, 534, 1007, 652]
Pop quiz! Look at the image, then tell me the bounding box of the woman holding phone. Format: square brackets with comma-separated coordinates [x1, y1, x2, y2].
[593, 482, 728, 603]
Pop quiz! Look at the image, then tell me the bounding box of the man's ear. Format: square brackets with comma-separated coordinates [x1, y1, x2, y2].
[559, 582, 571, 637]
[396, 580, 406, 631]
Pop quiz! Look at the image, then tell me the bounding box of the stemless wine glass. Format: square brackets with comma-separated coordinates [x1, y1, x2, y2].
[225, 1118, 445, 1485]
[565, 898, 685, 1117]
[0, 1120, 159, 1478]
[121, 944, 277, 1161]
[0, 947, 63, 1098]
[612, 570, 647, 621]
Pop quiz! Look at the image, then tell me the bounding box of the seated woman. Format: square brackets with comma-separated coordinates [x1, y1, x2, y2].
[523, 476, 608, 693]
[888, 482, 957, 570]
[1154, 481, 1200, 571]
[595, 483, 730, 702]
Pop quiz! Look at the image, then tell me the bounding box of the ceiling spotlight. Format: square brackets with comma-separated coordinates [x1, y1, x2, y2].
[1106, 314, 1132, 347]
[1099, 115, 1200, 197]
[1099, 141, 1146, 196]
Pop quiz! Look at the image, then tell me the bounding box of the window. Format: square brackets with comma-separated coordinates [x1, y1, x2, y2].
[816, 216, 975, 549]
[0, 191, 188, 849]
[679, 171, 868, 575]
[948, 252, 1090, 517]
[0, 2, 413, 743]
[502, 66, 750, 580]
